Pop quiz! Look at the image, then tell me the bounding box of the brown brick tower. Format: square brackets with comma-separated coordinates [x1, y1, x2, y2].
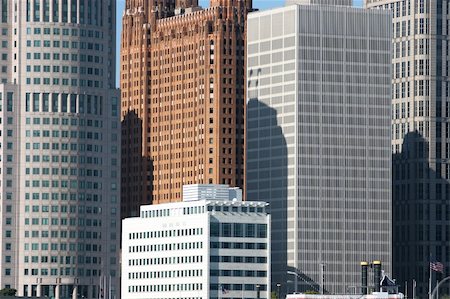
[120, 0, 249, 214]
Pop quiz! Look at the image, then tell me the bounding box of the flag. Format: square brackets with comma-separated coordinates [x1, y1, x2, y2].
[221, 285, 229, 294]
[430, 261, 444, 273]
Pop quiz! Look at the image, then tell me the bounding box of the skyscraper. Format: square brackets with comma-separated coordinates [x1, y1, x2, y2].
[0, 1, 120, 298]
[365, 1, 449, 296]
[120, 0, 249, 215]
[246, 1, 392, 294]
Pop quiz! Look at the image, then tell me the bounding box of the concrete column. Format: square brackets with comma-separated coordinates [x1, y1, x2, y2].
[36, 283, 41, 297]
[27, 285, 32, 297]
[55, 284, 61, 299]
[72, 285, 78, 299]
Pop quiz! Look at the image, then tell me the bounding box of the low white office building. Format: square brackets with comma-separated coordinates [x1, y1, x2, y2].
[122, 184, 271, 299]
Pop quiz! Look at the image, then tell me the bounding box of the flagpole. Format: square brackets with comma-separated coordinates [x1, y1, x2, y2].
[429, 263, 432, 299]
[437, 280, 439, 299]
[98, 275, 101, 299]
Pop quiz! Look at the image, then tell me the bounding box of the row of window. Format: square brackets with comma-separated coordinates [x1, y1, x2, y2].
[24, 192, 106, 202]
[128, 269, 203, 280]
[23, 267, 102, 277]
[25, 130, 102, 139]
[128, 283, 202, 293]
[26, 167, 103, 176]
[26, 0, 105, 26]
[210, 222, 268, 238]
[27, 39, 103, 51]
[24, 255, 101, 264]
[24, 217, 102, 228]
[26, 64, 102, 76]
[210, 270, 267, 277]
[210, 255, 267, 264]
[25, 205, 100, 214]
[24, 156, 104, 166]
[208, 205, 265, 214]
[25, 179, 101, 189]
[26, 51, 103, 64]
[23, 242, 101, 251]
[128, 255, 203, 266]
[129, 227, 203, 240]
[27, 27, 103, 38]
[24, 229, 100, 239]
[25, 93, 104, 115]
[128, 241, 203, 253]
[210, 284, 267, 291]
[25, 116, 103, 127]
[210, 242, 268, 251]
[26, 143, 103, 152]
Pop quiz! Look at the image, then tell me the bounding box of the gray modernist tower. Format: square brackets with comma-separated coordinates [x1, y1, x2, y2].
[0, 1, 120, 298]
[246, 1, 392, 295]
[365, 0, 450, 296]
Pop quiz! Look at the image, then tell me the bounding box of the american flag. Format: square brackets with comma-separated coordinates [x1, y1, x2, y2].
[430, 261, 444, 273]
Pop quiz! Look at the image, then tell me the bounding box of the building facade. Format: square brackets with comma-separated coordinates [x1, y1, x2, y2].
[0, 1, 120, 298]
[122, 184, 270, 299]
[120, 0, 249, 216]
[365, 0, 450, 296]
[246, 1, 392, 295]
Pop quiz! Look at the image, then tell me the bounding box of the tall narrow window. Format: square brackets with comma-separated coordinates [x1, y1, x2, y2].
[70, 94, 76, 113]
[6, 92, 13, 112]
[33, 93, 39, 112]
[43, 0, 49, 22]
[42, 93, 49, 112]
[2, 0, 7, 23]
[61, 93, 68, 112]
[25, 93, 30, 112]
[33, 0, 40, 22]
[52, 0, 58, 22]
[62, 0, 67, 22]
[87, 0, 91, 25]
[52, 93, 58, 112]
[26, 0, 31, 22]
[78, 94, 84, 113]
[79, 0, 84, 24]
[71, 0, 77, 23]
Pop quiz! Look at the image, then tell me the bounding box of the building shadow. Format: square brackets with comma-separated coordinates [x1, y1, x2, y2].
[121, 110, 153, 219]
[392, 130, 450, 297]
[246, 97, 289, 298]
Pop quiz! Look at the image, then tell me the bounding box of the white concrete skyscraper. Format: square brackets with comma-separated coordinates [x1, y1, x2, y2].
[365, 1, 450, 297]
[246, 0, 392, 295]
[0, 1, 120, 298]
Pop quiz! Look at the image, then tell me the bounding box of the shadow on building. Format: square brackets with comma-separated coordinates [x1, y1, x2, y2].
[392, 131, 450, 298]
[121, 110, 153, 219]
[247, 97, 289, 298]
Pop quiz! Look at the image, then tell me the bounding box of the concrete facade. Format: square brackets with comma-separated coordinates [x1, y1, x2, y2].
[120, 0, 249, 215]
[122, 184, 270, 299]
[0, 1, 120, 298]
[365, 0, 450, 297]
[246, 3, 392, 295]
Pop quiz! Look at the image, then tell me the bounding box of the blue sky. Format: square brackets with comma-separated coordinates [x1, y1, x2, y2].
[115, 0, 364, 85]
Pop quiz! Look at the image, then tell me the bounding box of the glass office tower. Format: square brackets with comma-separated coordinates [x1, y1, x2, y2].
[247, 1, 392, 295]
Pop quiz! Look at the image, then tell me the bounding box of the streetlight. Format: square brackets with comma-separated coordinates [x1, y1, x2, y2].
[276, 283, 281, 299]
[256, 284, 260, 299]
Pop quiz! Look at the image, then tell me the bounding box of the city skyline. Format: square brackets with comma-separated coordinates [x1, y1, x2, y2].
[114, 0, 365, 85]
